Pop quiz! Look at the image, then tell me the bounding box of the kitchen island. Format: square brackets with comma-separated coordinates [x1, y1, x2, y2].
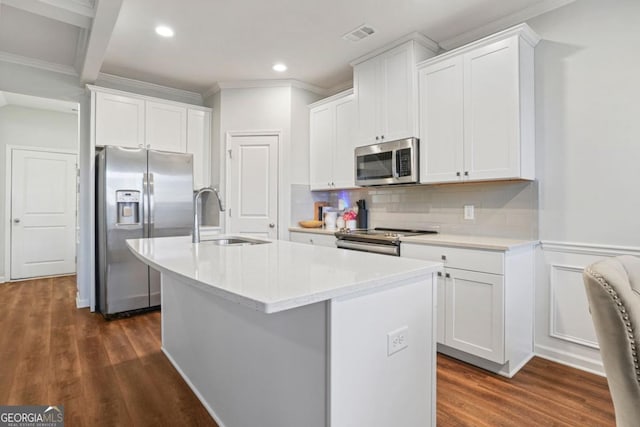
[127, 235, 441, 427]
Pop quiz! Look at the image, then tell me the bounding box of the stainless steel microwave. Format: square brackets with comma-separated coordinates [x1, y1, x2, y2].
[355, 137, 419, 186]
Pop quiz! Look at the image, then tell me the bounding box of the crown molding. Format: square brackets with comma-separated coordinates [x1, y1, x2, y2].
[418, 24, 541, 68]
[327, 79, 353, 96]
[439, 0, 575, 50]
[349, 32, 440, 66]
[308, 88, 353, 109]
[205, 79, 330, 98]
[0, 51, 78, 76]
[95, 73, 204, 105]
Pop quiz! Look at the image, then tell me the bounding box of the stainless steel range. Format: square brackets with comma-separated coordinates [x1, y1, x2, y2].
[335, 227, 438, 256]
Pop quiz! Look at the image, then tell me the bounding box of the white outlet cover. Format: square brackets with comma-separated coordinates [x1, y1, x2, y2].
[387, 326, 409, 356]
[464, 205, 475, 220]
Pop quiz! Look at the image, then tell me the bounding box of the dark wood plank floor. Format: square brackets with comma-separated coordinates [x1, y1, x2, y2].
[0, 277, 615, 426]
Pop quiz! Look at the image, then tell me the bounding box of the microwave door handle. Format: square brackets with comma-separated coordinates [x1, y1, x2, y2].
[392, 150, 399, 178]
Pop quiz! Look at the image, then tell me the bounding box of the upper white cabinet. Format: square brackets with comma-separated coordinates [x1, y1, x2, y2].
[187, 108, 211, 189]
[94, 92, 145, 149]
[90, 86, 212, 190]
[353, 40, 437, 146]
[309, 91, 356, 190]
[145, 101, 187, 152]
[418, 24, 540, 184]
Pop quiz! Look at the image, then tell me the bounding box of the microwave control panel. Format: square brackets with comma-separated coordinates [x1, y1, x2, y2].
[396, 148, 412, 177]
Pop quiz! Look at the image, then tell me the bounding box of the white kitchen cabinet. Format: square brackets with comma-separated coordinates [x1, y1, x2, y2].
[418, 24, 539, 184]
[353, 40, 436, 146]
[290, 231, 336, 248]
[145, 101, 187, 152]
[187, 108, 211, 189]
[94, 92, 145, 148]
[90, 86, 213, 190]
[309, 91, 356, 190]
[402, 241, 534, 377]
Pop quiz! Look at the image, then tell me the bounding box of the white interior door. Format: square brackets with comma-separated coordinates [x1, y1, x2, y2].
[227, 134, 278, 239]
[10, 149, 77, 279]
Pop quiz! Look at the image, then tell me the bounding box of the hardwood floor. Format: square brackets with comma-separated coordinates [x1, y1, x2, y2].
[0, 277, 615, 426]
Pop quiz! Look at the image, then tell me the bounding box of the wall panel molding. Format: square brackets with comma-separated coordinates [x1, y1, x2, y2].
[548, 263, 599, 349]
[542, 240, 640, 257]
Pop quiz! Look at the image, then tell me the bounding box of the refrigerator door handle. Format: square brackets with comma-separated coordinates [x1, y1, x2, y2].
[142, 172, 149, 236]
[148, 172, 155, 235]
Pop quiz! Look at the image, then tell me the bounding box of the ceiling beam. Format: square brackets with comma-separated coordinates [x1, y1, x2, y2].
[2, 0, 93, 28]
[79, 0, 123, 83]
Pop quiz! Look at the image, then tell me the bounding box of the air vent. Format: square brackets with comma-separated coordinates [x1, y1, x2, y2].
[342, 24, 376, 42]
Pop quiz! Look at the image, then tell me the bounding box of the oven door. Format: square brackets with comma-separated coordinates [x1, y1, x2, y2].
[336, 239, 400, 256]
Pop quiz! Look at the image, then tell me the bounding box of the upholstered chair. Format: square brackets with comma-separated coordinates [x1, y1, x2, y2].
[583, 255, 640, 427]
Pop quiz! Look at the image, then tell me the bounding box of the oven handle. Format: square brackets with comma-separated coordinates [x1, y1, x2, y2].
[336, 240, 400, 256]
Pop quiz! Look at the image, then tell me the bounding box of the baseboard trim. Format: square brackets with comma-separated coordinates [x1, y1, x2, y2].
[437, 344, 534, 378]
[76, 296, 90, 308]
[161, 347, 226, 427]
[534, 344, 604, 376]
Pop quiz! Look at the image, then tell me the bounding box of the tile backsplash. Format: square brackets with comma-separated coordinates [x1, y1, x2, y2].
[291, 181, 538, 239]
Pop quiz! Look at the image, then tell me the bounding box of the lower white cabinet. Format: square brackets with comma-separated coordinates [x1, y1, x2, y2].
[289, 231, 336, 248]
[402, 242, 533, 377]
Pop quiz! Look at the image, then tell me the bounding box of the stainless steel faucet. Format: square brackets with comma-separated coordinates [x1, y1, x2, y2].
[192, 187, 225, 243]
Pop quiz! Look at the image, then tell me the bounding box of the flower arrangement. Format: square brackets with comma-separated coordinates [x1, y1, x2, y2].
[342, 209, 357, 221]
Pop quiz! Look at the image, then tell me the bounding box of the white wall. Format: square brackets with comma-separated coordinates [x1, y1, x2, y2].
[526, 0, 640, 373]
[0, 105, 78, 281]
[0, 62, 90, 306]
[206, 85, 320, 239]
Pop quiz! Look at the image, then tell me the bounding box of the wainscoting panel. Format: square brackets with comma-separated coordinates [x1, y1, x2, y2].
[535, 242, 640, 376]
[549, 264, 598, 349]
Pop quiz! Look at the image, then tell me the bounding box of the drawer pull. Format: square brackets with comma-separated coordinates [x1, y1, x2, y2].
[445, 273, 451, 279]
[441, 255, 447, 261]
[437, 271, 442, 277]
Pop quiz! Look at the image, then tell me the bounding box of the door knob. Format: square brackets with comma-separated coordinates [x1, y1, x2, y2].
[13, 218, 20, 223]
[269, 223, 275, 228]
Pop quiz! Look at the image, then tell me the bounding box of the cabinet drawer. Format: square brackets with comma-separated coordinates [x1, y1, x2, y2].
[290, 232, 336, 248]
[402, 243, 503, 275]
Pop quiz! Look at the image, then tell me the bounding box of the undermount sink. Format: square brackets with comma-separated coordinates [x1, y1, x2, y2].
[204, 236, 271, 246]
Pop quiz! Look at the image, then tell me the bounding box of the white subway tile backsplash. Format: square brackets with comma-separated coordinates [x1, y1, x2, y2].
[293, 181, 538, 239]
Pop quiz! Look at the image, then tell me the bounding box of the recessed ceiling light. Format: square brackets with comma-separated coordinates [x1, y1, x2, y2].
[272, 63, 287, 72]
[155, 25, 174, 38]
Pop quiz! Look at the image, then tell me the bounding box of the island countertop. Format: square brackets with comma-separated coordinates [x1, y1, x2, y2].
[127, 236, 442, 314]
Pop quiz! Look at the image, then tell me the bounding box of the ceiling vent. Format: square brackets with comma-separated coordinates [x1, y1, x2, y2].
[342, 25, 376, 42]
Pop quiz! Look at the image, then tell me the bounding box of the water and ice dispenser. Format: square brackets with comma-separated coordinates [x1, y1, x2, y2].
[116, 190, 140, 224]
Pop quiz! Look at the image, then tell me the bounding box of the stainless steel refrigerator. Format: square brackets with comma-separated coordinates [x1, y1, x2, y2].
[96, 146, 194, 317]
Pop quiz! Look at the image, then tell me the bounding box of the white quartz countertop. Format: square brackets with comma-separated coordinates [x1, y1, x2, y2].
[127, 236, 441, 314]
[401, 234, 539, 251]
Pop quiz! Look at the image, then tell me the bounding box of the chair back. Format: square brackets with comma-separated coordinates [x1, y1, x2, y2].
[583, 255, 640, 427]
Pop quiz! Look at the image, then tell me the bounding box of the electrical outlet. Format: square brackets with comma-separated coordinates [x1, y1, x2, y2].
[387, 326, 409, 356]
[464, 205, 475, 220]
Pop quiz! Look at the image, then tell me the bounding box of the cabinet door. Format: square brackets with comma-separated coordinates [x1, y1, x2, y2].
[436, 272, 446, 344]
[146, 101, 187, 152]
[354, 58, 380, 145]
[332, 96, 356, 189]
[463, 37, 520, 181]
[445, 268, 505, 363]
[418, 57, 464, 183]
[309, 104, 334, 190]
[379, 43, 416, 142]
[187, 109, 211, 189]
[95, 92, 145, 148]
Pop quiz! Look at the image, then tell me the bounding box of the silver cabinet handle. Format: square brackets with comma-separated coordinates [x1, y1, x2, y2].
[269, 223, 275, 228]
[13, 218, 20, 223]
